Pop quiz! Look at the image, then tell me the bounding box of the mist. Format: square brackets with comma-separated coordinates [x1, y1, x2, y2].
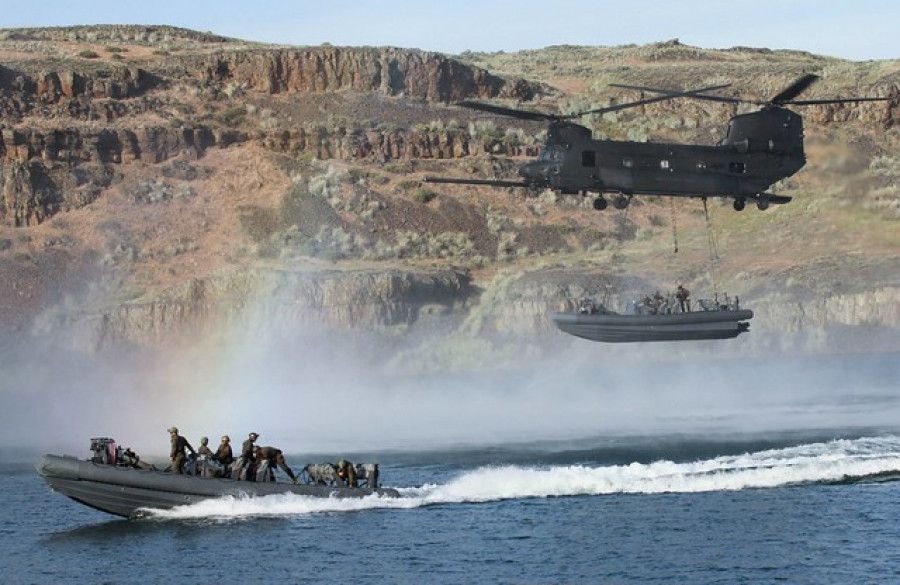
[3, 306, 899, 465]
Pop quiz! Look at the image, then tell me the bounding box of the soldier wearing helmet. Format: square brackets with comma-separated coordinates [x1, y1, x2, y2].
[197, 436, 213, 458]
[168, 427, 196, 475]
[213, 435, 235, 477]
[257, 445, 299, 484]
[240, 432, 259, 481]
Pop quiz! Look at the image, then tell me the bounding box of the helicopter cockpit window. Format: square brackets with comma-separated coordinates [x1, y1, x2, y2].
[729, 162, 746, 174]
[581, 150, 596, 167]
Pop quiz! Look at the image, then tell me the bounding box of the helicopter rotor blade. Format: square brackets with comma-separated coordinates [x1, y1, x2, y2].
[769, 73, 820, 104]
[456, 84, 734, 122]
[779, 96, 892, 105]
[422, 176, 533, 188]
[610, 83, 755, 105]
[454, 101, 560, 122]
[577, 84, 733, 116]
[615, 74, 889, 108]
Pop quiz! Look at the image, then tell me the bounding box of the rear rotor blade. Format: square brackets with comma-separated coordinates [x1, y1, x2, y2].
[770, 74, 820, 104]
[575, 84, 733, 116]
[613, 76, 888, 108]
[610, 82, 754, 105]
[781, 96, 891, 105]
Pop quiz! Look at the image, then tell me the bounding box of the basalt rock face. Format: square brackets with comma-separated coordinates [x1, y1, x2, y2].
[46, 267, 475, 352]
[172, 47, 540, 102]
[46, 264, 898, 359]
[0, 43, 545, 226]
[0, 63, 153, 106]
[0, 123, 531, 225]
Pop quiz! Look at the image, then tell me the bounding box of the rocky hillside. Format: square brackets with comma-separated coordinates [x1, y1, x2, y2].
[1, 28, 899, 371]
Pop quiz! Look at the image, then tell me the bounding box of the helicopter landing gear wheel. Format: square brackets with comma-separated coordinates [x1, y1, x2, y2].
[613, 195, 630, 210]
[756, 196, 769, 211]
[733, 199, 746, 212]
[593, 196, 608, 211]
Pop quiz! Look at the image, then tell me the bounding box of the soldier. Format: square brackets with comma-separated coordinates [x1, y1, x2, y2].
[197, 437, 213, 457]
[257, 446, 299, 484]
[214, 435, 235, 477]
[676, 285, 691, 313]
[240, 432, 259, 481]
[336, 459, 357, 488]
[168, 427, 196, 475]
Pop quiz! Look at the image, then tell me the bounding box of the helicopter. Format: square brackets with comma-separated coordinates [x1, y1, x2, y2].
[424, 74, 888, 211]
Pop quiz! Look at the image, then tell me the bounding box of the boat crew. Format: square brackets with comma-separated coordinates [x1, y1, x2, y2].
[214, 435, 235, 477]
[257, 446, 299, 484]
[336, 459, 357, 487]
[240, 432, 259, 480]
[168, 427, 196, 475]
[197, 437, 213, 457]
[676, 285, 691, 312]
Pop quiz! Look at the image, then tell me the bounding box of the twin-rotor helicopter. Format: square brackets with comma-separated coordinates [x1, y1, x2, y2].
[424, 74, 888, 211]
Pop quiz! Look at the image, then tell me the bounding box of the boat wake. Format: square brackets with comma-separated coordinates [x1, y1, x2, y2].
[147, 435, 900, 520]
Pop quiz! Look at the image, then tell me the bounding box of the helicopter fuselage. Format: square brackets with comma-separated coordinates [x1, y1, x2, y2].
[423, 77, 889, 211]
[526, 107, 805, 209]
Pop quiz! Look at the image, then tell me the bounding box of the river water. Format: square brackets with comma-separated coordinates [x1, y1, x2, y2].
[3, 352, 900, 583]
[5, 431, 900, 584]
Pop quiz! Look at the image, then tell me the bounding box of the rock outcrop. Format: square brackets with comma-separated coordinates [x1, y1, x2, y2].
[171, 47, 540, 102]
[43, 266, 474, 351]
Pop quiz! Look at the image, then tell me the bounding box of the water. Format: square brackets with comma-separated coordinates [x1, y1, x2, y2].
[6, 431, 900, 584]
[4, 351, 900, 583]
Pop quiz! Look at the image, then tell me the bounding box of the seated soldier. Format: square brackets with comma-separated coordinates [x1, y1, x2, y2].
[213, 435, 235, 477]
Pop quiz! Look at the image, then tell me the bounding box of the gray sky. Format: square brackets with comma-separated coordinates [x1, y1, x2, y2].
[3, 0, 899, 61]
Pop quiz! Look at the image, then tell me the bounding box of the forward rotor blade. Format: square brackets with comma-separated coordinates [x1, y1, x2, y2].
[770, 74, 820, 104]
[455, 101, 557, 122]
[423, 176, 533, 188]
[457, 83, 734, 122]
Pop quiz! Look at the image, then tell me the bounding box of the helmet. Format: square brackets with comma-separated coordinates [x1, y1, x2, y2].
[338, 459, 347, 467]
[221, 435, 230, 442]
[167, 426, 178, 434]
[201, 436, 209, 444]
[249, 432, 258, 439]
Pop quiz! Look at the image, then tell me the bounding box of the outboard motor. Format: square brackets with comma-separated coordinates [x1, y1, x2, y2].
[90, 437, 117, 465]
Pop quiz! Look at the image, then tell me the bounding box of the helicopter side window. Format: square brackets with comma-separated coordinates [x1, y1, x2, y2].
[729, 162, 746, 174]
[660, 159, 670, 170]
[581, 150, 596, 167]
[622, 158, 633, 168]
[539, 147, 564, 162]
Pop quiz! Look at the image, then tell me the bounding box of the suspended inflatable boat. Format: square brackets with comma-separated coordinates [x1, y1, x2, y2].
[552, 298, 752, 343]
